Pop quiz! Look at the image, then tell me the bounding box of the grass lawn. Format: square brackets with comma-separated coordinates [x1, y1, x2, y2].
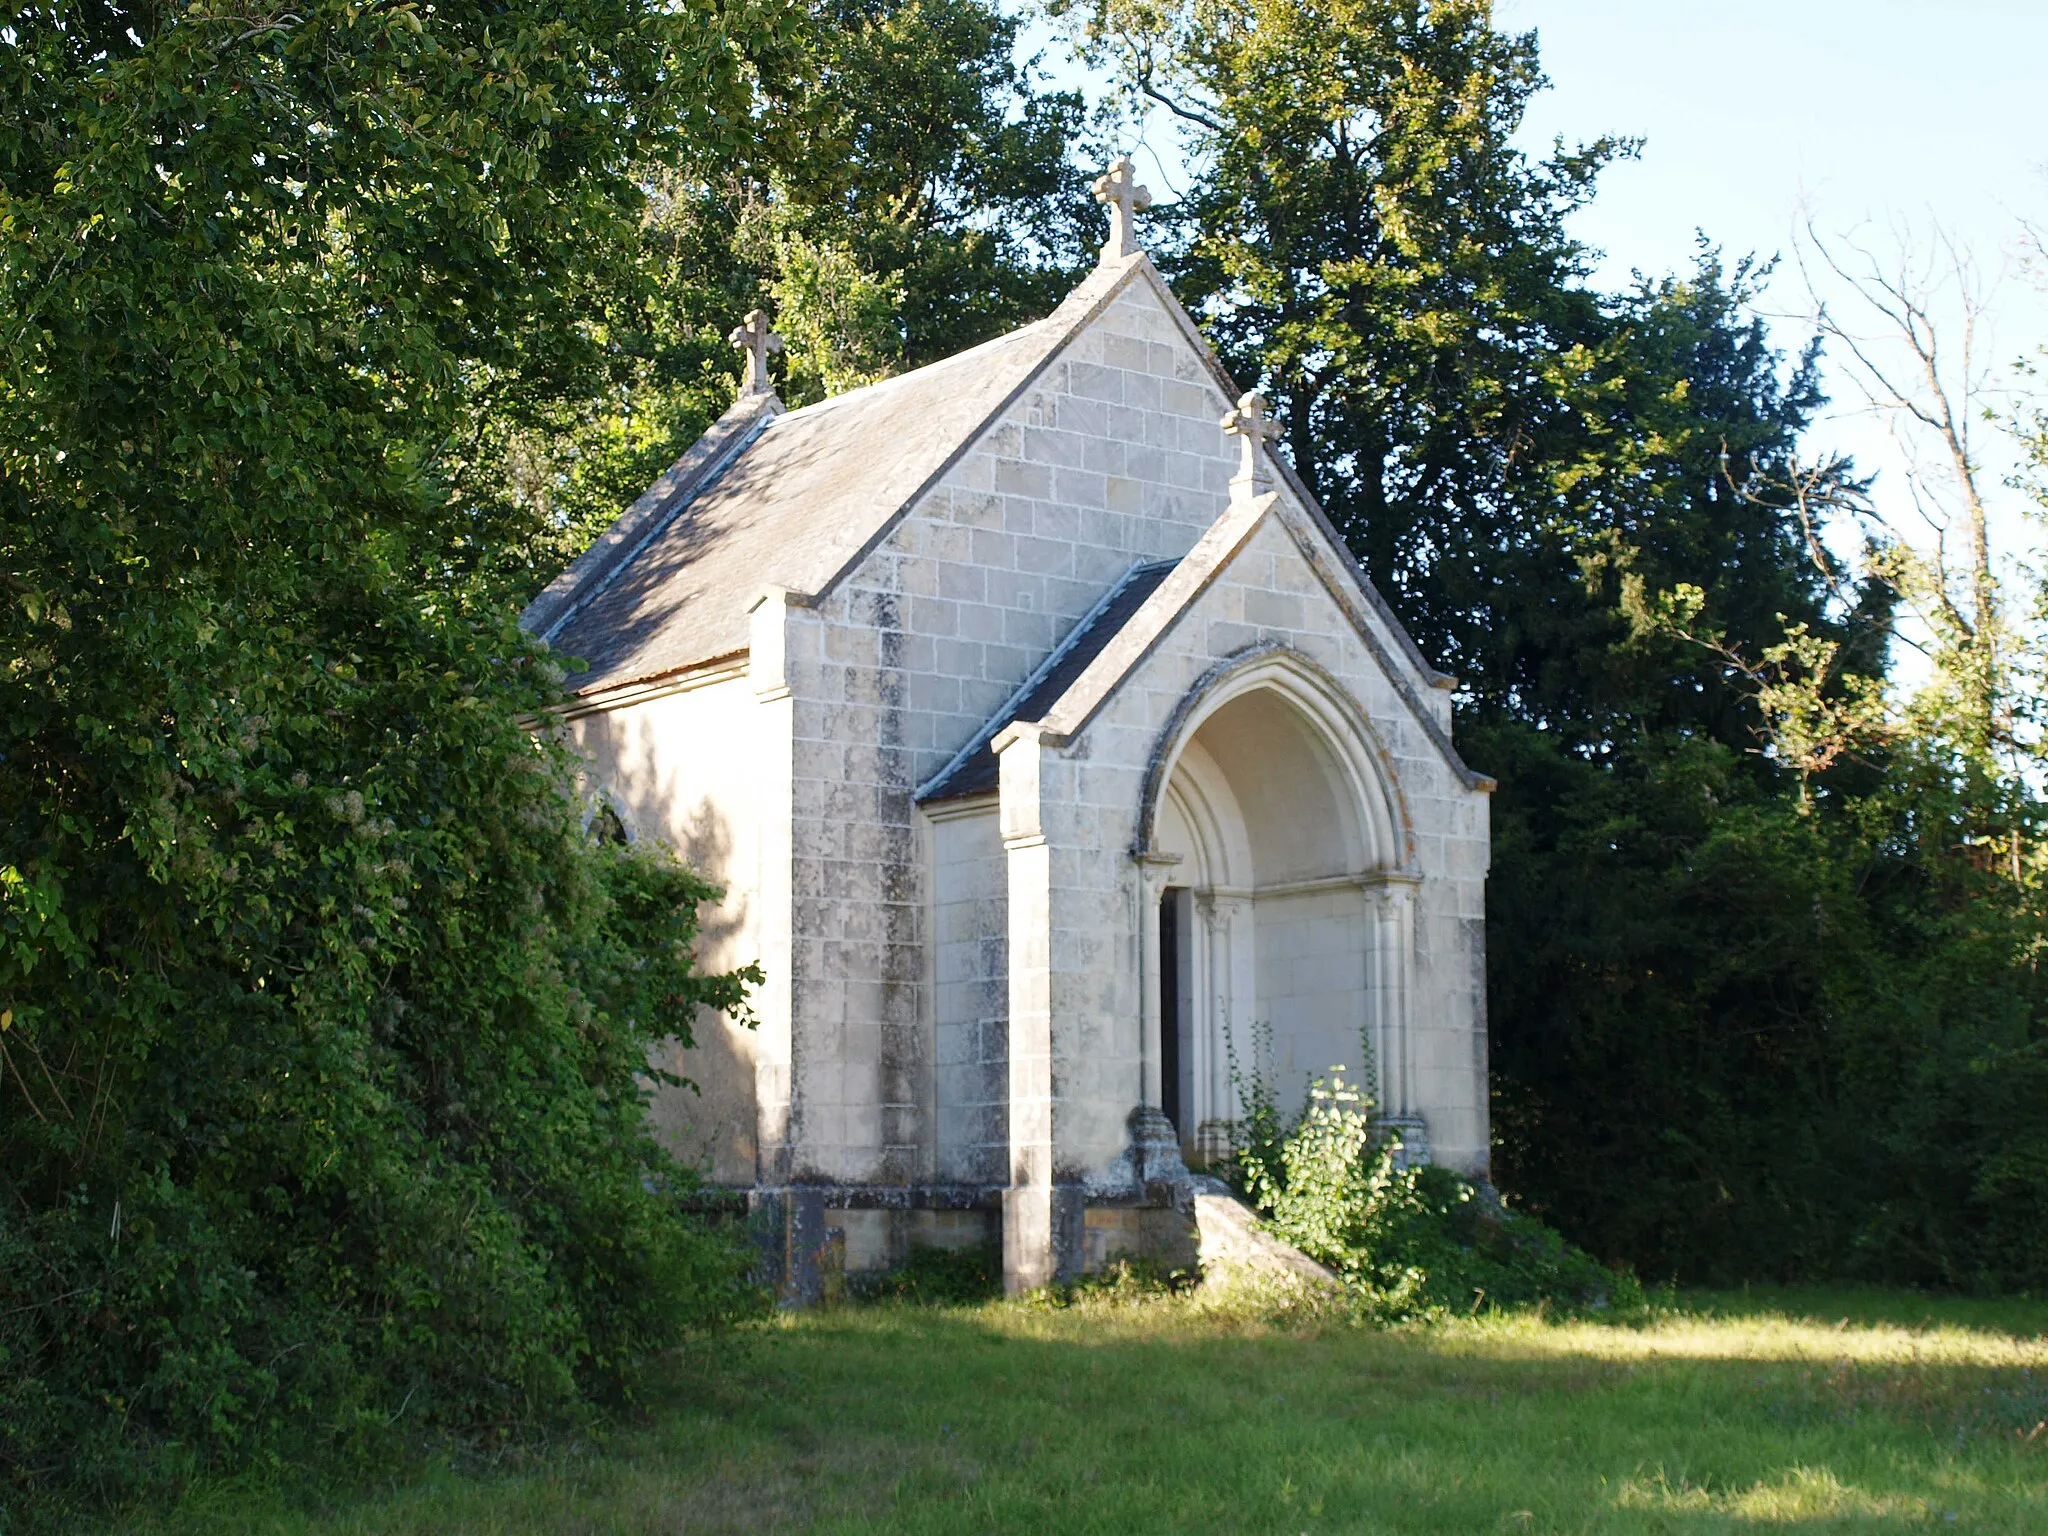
[148, 1287, 2048, 1535]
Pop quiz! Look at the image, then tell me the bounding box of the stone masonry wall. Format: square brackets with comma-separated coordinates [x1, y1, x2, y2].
[763, 271, 1483, 1185]
[778, 278, 1244, 1183]
[930, 804, 1008, 1183]
[1255, 886, 1373, 1107]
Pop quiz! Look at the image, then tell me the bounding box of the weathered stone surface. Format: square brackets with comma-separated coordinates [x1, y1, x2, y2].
[1191, 1186, 1341, 1291]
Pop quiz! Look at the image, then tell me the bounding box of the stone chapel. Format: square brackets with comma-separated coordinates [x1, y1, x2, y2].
[521, 160, 1494, 1297]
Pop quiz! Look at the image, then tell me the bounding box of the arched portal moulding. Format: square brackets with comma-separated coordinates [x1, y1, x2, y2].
[1133, 640, 1416, 877]
[1129, 640, 1427, 1147]
[1156, 745, 1248, 891]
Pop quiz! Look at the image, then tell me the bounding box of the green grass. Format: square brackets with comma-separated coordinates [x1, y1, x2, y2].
[141, 1286, 2048, 1534]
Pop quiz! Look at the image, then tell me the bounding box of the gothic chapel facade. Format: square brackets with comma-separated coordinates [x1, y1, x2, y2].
[522, 162, 1493, 1296]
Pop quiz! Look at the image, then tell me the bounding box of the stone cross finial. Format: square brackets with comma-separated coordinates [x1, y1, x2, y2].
[728, 308, 783, 397]
[1092, 155, 1153, 262]
[1221, 390, 1281, 492]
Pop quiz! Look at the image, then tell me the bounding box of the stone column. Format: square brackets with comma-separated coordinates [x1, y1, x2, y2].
[1197, 892, 1246, 1160]
[1368, 873, 1427, 1163]
[1187, 897, 1210, 1146]
[1134, 853, 1181, 1109]
[996, 725, 1056, 1294]
[1127, 854, 1187, 1190]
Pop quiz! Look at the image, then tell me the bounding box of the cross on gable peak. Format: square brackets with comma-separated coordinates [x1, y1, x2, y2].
[1222, 390, 1280, 442]
[1221, 390, 1281, 491]
[728, 307, 784, 398]
[1092, 154, 1154, 263]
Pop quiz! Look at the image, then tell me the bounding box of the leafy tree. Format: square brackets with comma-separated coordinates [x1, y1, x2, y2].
[771, 0, 1098, 371]
[1483, 715, 2048, 1288]
[1075, 0, 1617, 672]
[0, 0, 781, 1508]
[471, 0, 1097, 606]
[1069, 0, 1856, 742]
[1524, 218, 2048, 1288]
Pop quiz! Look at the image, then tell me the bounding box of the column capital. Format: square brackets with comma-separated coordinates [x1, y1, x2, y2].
[1360, 867, 1423, 888]
[1196, 888, 1248, 931]
[1363, 869, 1422, 908]
[1133, 850, 1183, 893]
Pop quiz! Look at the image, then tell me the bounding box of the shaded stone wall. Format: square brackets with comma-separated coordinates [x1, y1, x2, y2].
[930, 803, 1008, 1183]
[561, 670, 772, 1186]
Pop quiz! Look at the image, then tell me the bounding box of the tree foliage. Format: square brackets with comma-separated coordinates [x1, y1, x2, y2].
[1482, 723, 2048, 1287]
[468, 0, 1098, 607]
[0, 0, 783, 1510]
[1074, 0, 1857, 738]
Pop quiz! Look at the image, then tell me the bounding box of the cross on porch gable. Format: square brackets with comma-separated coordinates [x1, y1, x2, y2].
[728, 308, 784, 397]
[1221, 390, 1281, 490]
[1092, 155, 1153, 261]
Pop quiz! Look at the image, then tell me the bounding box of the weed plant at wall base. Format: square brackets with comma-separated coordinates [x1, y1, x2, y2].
[1223, 1022, 1639, 1320]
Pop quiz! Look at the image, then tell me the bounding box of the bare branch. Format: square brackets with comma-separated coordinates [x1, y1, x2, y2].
[1115, 29, 1224, 134]
[1797, 215, 2006, 739]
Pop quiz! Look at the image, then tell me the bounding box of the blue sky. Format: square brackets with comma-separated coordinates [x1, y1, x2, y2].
[1502, 0, 2046, 295]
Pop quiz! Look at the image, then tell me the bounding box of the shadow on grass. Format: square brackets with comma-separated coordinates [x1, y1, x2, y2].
[147, 1293, 2048, 1536]
[1675, 1284, 2048, 1339]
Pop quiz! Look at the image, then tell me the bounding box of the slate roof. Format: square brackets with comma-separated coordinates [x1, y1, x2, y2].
[524, 260, 1139, 696]
[917, 559, 1180, 803]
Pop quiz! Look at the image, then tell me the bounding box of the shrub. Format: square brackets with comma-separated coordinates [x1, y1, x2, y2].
[0, 0, 782, 1520]
[1227, 1068, 1640, 1322]
[1, 778, 768, 1518]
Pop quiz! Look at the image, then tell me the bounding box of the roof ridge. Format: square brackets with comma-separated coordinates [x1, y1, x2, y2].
[801, 254, 1153, 612]
[538, 257, 1151, 697]
[769, 315, 1062, 424]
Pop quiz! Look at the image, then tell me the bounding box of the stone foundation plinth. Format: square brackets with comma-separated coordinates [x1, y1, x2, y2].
[743, 1174, 1323, 1302]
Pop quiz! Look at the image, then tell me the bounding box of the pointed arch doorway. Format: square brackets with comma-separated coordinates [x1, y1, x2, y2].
[1138, 649, 1418, 1163]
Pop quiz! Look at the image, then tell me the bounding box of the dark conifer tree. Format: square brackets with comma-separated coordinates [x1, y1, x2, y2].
[1067, 0, 2046, 1287]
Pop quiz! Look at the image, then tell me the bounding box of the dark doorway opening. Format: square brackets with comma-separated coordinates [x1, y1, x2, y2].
[1160, 886, 1186, 1135]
